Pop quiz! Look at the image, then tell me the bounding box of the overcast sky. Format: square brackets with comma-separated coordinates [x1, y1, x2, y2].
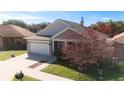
[0, 11, 124, 26]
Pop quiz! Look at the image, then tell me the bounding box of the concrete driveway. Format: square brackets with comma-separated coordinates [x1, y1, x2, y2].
[0, 53, 72, 81]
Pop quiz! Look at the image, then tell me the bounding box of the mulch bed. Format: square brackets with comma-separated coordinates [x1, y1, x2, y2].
[29, 60, 48, 69]
[29, 63, 43, 69]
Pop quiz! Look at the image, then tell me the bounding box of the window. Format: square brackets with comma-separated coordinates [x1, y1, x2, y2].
[68, 42, 73, 45]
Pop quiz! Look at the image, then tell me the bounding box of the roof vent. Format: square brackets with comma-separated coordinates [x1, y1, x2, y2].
[80, 17, 84, 26]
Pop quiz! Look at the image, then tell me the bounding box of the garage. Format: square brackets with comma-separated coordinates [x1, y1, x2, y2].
[28, 40, 51, 56]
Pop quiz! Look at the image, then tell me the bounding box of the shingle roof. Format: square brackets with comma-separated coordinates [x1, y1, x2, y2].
[112, 32, 124, 42]
[24, 35, 50, 40]
[32, 19, 107, 40]
[58, 19, 107, 39]
[58, 19, 86, 33]
[37, 19, 86, 37]
[58, 19, 80, 26]
[0, 24, 34, 37]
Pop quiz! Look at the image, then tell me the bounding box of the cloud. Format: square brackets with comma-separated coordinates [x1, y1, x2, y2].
[90, 16, 98, 19]
[0, 13, 45, 20]
[63, 13, 68, 17]
[101, 17, 110, 20]
[90, 16, 110, 20]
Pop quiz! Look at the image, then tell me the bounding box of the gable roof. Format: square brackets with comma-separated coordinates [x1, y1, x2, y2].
[58, 19, 86, 32]
[59, 19, 107, 39]
[52, 28, 84, 40]
[37, 19, 86, 37]
[52, 27, 107, 41]
[0, 24, 34, 37]
[27, 19, 107, 41]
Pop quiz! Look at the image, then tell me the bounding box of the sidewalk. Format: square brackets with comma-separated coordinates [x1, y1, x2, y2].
[24, 68, 72, 81]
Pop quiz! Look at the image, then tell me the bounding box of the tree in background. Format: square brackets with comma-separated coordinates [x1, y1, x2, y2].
[62, 29, 114, 71]
[27, 22, 50, 33]
[89, 20, 124, 37]
[108, 20, 124, 37]
[90, 21, 112, 37]
[1, 19, 50, 33]
[2, 19, 27, 28]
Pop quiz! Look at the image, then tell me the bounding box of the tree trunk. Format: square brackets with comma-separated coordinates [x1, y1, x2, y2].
[84, 64, 88, 72]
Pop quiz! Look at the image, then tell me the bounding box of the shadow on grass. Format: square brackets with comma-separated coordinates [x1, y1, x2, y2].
[53, 59, 124, 81]
[102, 62, 124, 81]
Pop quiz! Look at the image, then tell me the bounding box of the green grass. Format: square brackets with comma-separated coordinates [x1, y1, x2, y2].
[41, 60, 94, 81]
[13, 75, 40, 81]
[103, 62, 124, 81]
[42, 59, 124, 81]
[0, 50, 26, 61]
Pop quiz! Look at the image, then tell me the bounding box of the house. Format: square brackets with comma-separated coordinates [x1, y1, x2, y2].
[25, 18, 107, 56]
[111, 32, 124, 58]
[0, 24, 34, 50]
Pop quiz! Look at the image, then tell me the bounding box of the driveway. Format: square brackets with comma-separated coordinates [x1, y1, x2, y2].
[0, 53, 72, 81]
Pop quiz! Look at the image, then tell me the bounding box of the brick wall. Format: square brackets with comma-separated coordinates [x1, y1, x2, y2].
[115, 43, 124, 58]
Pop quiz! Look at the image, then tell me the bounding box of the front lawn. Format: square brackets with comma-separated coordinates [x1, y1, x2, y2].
[0, 50, 26, 61]
[13, 75, 40, 81]
[103, 62, 124, 80]
[41, 59, 124, 81]
[41, 59, 94, 80]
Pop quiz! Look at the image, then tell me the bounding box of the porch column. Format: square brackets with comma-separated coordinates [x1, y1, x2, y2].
[65, 40, 67, 48]
[52, 40, 54, 55]
[27, 41, 30, 54]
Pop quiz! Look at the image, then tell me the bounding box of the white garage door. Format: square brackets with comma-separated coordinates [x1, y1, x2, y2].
[29, 41, 50, 56]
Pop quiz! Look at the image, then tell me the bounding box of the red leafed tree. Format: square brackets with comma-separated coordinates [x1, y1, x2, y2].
[62, 29, 114, 71]
[96, 22, 112, 34]
[90, 22, 112, 36]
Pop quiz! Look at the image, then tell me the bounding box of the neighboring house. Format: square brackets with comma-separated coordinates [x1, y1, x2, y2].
[25, 18, 107, 56]
[0, 24, 34, 50]
[111, 32, 124, 58]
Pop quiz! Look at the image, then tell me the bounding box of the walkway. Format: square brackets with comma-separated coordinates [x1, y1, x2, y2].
[0, 53, 72, 81]
[24, 68, 71, 81]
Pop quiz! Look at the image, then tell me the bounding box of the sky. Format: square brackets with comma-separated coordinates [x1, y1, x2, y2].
[0, 11, 124, 26]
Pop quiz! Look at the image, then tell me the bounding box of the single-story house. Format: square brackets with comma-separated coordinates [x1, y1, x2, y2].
[0, 24, 34, 50]
[111, 32, 124, 58]
[25, 18, 107, 56]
